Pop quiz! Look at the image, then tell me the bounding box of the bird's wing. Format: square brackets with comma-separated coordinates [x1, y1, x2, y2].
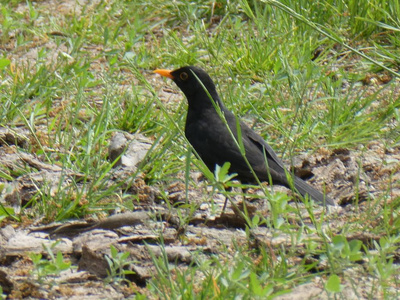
[241, 122, 336, 206]
[241, 122, 286, 170]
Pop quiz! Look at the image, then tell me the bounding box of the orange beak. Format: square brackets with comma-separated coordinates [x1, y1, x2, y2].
[154, 69, 174, 79]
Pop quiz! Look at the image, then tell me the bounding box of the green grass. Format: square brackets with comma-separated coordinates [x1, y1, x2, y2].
[1, 0, 400, 298]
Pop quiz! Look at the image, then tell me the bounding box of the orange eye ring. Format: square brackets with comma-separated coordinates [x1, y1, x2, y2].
[180, 72, 189, 80]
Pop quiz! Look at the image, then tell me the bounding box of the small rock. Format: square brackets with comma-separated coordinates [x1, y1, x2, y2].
[108, 132, 152, 170]
[0, 127, 29, 149]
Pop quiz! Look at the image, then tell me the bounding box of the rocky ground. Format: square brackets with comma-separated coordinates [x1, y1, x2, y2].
[1, 123, 399, 298]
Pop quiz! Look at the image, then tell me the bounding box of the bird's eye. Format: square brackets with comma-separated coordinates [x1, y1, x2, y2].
[180, 72, 189, 81]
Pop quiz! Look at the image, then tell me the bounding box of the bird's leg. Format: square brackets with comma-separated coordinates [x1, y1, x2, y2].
[221, 184, 232, 213]
[221, 183, 247, 214]
[222, 197, 228, 212]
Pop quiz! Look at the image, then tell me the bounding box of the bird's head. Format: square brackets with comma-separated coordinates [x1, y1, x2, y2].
[154, 66, 221, 109]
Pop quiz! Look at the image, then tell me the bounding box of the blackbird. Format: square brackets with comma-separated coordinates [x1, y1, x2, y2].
[154, 66, 335, 206]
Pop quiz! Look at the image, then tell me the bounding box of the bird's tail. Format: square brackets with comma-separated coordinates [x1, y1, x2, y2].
[293, 176, 336, 206]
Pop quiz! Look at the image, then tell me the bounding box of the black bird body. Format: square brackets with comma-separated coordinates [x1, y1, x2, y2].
[185, 102, 284, 184]
[154, 66, 335, 206]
